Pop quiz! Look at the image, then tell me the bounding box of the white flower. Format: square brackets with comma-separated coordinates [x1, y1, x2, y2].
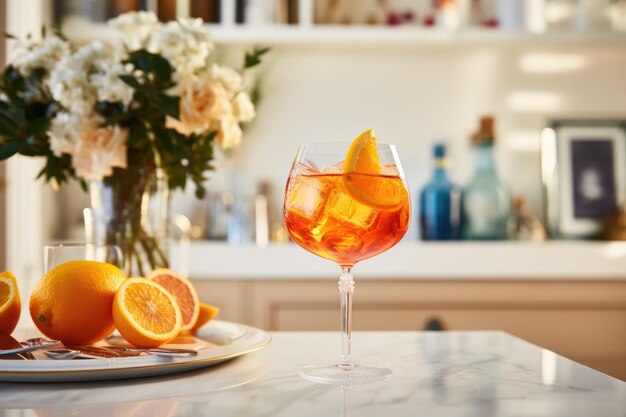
[48, 41, 132, 114]
[232, 92, 255, 123]
[89, 61, 134, 107]
[210, 64, 243, 92]
[48, 112, 83, 156]
[213, 113, 242, 149]
[108, 11, 159, 50]
[71, 116, 128, 180]
[147, 18, 213, 78]
[165, 72, 231, 135]
[13, 36, 70, 76]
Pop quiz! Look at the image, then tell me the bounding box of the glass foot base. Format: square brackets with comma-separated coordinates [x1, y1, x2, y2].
[299, 364, 392, 385]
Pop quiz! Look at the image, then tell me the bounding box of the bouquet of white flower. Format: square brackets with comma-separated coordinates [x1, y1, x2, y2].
[0, 11, 267, 274]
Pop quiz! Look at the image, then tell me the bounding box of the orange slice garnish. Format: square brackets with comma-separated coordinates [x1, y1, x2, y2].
[343, 129, 381, 175]
[112, 277, 182, 347]
[0, 272, 21, 335]
[147, 268, 200, 332]
[342, 129, 405, 211]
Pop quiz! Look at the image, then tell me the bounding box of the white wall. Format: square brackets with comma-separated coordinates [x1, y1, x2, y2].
[57, 42, 626, 240]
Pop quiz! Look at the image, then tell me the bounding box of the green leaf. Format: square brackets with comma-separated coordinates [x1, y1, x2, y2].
[119, 74, 141, 89]
[152, 54, 173, 82]
[159, 95, 180, 119]
[0, 141, 22, 159]
[129, 49, 152, 72]
[244, 47, 270, 69]
[27, 117, 49, 137]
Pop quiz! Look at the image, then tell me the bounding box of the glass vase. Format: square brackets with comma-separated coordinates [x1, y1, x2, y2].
[85, 167, 170, 276]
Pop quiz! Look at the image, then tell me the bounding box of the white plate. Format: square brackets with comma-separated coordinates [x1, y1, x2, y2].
[0, 320, 271, 383]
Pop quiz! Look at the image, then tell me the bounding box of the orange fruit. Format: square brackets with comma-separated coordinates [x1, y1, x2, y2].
[147, 269, 199, 332]
[190, 303, 220, 335]
[0, 272, 21, 335]
[342, 129, 405, 210]
[112, 277, 182, 347]
[29, 261, 127, 345]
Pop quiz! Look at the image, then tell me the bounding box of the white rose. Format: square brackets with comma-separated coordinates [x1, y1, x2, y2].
[232, 92, 255, 123]
[147, 18, 213, 78]
[108, 11, 159, 50]
[89, 62, 133, 107]
[166, 73, 231, 135]
[14, 36, 70, 76]
[48, 112, 83, 157]
[213, 113, 242, 149]
[210, 64, 243, 92]
[71, 116, 128, 180]
[48, 43, 102, 114]
[48, 41, 132, 113]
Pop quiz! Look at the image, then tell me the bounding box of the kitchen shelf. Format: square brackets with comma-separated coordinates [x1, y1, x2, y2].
[62, 18, 626, 47]
[188, 240, 626, 280]
[204, 25, 626, 46]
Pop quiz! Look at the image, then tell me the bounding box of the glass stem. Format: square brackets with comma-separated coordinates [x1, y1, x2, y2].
[338, 267, 355, 369]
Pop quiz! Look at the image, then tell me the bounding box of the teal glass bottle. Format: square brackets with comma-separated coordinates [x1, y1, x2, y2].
[419, 144, 463, 240]
[463, 117, 511, 240]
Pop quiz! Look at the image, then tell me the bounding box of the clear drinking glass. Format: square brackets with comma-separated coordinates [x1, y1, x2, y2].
[43, 243, 124, 272]
[283, 142, 411, 384]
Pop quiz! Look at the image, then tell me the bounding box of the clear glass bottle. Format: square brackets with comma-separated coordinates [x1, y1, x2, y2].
[419, 144, 463, 240]
[463, 117, 511, 240]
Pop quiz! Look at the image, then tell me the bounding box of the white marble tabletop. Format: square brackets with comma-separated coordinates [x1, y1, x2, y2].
[1, 331, 625, 417]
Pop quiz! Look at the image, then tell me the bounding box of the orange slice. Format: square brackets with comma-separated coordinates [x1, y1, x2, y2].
[343, 129, 381, 175]
[190, 303, 220, 335]
[112, 277, 182, 347]
[0, 272, 20, 335]
[342, 129, 404, 210]
[147, 268, 200, 332]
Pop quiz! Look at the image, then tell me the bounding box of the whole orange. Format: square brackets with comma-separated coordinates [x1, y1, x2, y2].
[29, 261, 127, 345]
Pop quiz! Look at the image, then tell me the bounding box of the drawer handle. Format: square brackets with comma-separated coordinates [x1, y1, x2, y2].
[424, 317, 445, 331]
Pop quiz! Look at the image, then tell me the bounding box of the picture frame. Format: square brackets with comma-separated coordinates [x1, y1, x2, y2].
[541, 119, 626, 238]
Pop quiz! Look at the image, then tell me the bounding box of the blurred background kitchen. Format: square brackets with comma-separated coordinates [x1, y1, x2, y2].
[2, 0, 626, 379]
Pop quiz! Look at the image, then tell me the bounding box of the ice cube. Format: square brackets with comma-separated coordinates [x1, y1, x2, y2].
[286, 174, 331, 219]
[325, 184, 378, 229]
[322, 160, 345, 174]
[293, 162, 320, 176]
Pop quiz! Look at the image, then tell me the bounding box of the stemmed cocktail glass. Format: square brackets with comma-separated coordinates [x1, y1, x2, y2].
[283, 137, 410, 384]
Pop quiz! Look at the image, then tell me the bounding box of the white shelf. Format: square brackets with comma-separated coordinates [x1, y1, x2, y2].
[205, 25, 626, 46]
[188, 240, 626, 280]
[62, 18, 626, 47]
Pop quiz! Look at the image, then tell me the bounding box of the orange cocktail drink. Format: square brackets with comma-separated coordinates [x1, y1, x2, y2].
[284, 168, 410, 267]
[282, 130, 411, 385]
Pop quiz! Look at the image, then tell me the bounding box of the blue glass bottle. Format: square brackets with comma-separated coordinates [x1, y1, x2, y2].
[419, 144, 463, 240]
[462, 117, 511, 240]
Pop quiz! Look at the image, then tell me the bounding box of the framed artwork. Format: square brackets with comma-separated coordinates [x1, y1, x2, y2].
[541, 120, 626, 238]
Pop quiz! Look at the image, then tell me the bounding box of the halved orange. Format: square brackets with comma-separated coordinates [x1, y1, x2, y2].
[190, 303, 220, 335]
[342, 129, 405, 211]
[147, 269, 200, 332]
[0, 272, 21, 335]
[112, 277, 182, 347]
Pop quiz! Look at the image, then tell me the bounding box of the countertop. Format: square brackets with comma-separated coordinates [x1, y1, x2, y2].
[188, 241, 626, 280]
[2, 331, 624, 417]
